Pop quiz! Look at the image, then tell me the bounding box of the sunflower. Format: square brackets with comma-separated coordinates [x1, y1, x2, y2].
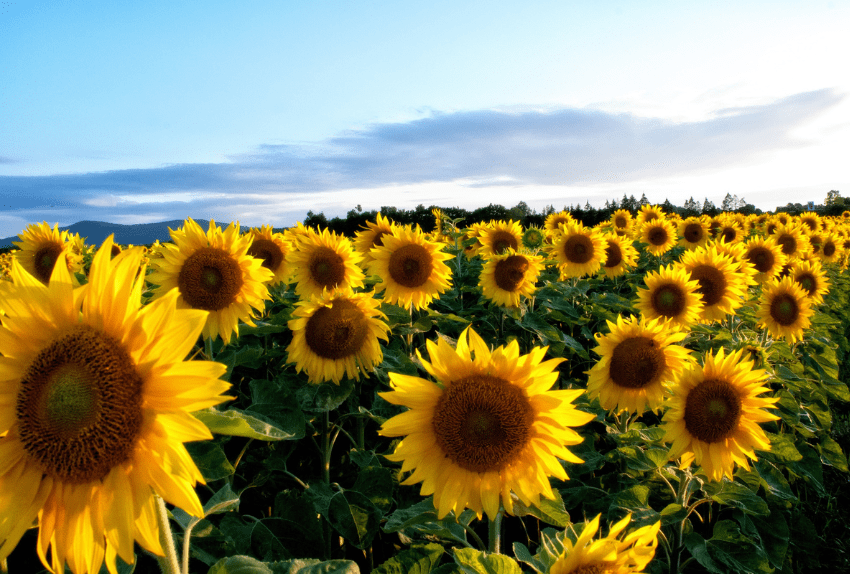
[638, 218, 678, 256]
[247, 224, 291, 285]
[634, 264, 702, 330]
[13, 222, 84, 286]
[477, 220, 523, 258]
[544, 211, 574, 235]
[549, 514, 661, 574]
[587, 315, 691, 415]
[610, 209, 633, 233]
[662, 348, 779, 482]
[799, 211, 822, 233]
[379, 327, 593, 519]
[0, 236, 231, 573]
[678, 217, 709, 250]
[791, 259, 830, 305]
[286, 288, 390, 384]
[817, 232, 843, 264]
[521, 225, 546, 250]
[742, 236, 787, 284]
[713, 238, 758, 287]
[147, 218, 273, 345]
[548, 222, 607, 279]
[635, 204, 664, 227]
[286, 226, 365, 301]
[756, 276, 814, 343]
[478, 250, 545, 308]
[599, 233, 638, 278]
[353, 213, 397, 268]
[368, 226, 453, 310]
[715, 218, 744, 245]
[771, 222, 811, 259]
[679, 246, 748, 323]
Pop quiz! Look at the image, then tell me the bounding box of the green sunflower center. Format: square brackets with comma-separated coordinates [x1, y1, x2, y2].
[248, 238, 285, 271]
[609, 337, 665, 389]
[652, 284, 686, 318]
[770, 293, 799, 326]
[178, 246, 245, 311]
[16, 325, 144, 483]
[33, 242, 64, 284]
[432, 375, 534, 473]
[522, 229, 544, 248]
[683, 378, 741, 443]
[563, 235, 593, 264]
[689, 264, 727, 306]
[388, 244, 433, 288]
[494, 255, 529, 292]
[305, 299, 369, 360]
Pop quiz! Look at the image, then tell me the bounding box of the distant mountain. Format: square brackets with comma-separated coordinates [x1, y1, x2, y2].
[0, 219, 250, 248]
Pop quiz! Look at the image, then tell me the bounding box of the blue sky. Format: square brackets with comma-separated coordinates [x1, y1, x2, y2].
[1, 0, 848, 238]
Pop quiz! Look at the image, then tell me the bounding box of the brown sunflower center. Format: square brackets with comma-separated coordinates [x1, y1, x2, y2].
[603, 243, 623, 268]
[683, 223, 704, 244]
[307, 246, 347, 289]
[776, 234, 797, 255]
[494, 255, 529, 292]
[304, 299, 369, 360]
[490, 231, 518, 255]
[178, 246, 245, 311]
[388, 244, 433, 288]
[614, 216, 628, 228]
[652, 284, 686, 317]
[644, 212, 659, 223]
[720, 227, 737, 244]
[16, 325, 143, 483]
[33, 242, 64, 283]
[248, 238, 285, 271]
[609, 337, 665, 389]
[823, 242, 836, 257]
[371, 230, 390, 249]
[432, 375, 534, 473]
[689, 264, 727, 306]
[647, 226, 669, 246]
[563, 235, 594, 264]
[747, 247, 775, 273]
[684, 378, 742, 443]
[795, 273, 816, 295]
[770, 293, 799, 326]
[766, 223, 778, 235]
[810, 236, 823, 253]
[572, 564, 606, 574]
[110, 244, 122, 258]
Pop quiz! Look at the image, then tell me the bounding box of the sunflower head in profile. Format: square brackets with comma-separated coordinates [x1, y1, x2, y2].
[635, 204, 665, 227]
[521, 225, 546, 250]
[379, 327, 593, 520]
[147, 218, 273, 345]
[638, 218, 678, 256]
[287, 288, 390, 384]
[13, 222, 84, 286]
[286, 226, 365, 300]
[678, 217, 709, 250]
[548, 222, 607, 279]
[354, 213, 397, 268]
[545, 211, 575, 235]
[478, 250, 545, 308]
[549, 514, 661, 574]
[635, 264, 704, 330]
[599, 233, 638, 278]
[610, 209, 633, 233]
[791, 258, 830, 305]
[742, 236, 787, 284]
[713, 238, 758, 287]
[756, 276, 814, 343]
[368, 226, 453, 310]
[679, 245, 748, 323]
[247, 224, 291, 285]
[0, 236, 232, 573]
[477, 220, 523, 258]
[662, 347, 779, 482]
[587, 315, 691, 415]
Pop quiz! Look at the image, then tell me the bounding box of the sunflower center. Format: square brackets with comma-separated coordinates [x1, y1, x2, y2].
[388, 244, 433, 288]
[644, 212, 658, 223]
[647, 226, 669, 246]
[609, 337, 665, 390]
[615, 216, 628, 228]
[683, 378, 741, 443]
[432, 375, 534, 473]
[796, 274, 815, 295]
[16, 325, 144, 483]
[810, 236, 822, 253]
[776, 234, 797, 255]
[770, 294, 799, 326]
[603, 243, 623, 268]
[823, 242, 836, 257]
[248, 238, 284, 271]
[371, 230, 389, 249]
[178, 246, 244, 311]
[305, 299, 369, 360]
[747, 247, 774, 273]
[494, 255, 529, 292]
[720, 227, 737, 243]
[689, 264, 727, 306]
[34, 242, 64, 283]
[572, 564, 607, 574]
[110, 244, 122, 258]
[563, 235, 593, 264]
[308, 246, 346, 289]
[523, 229, 543, 248]
[683, 223, 704, 243]
[490, 231, 518, 255]
[652, 284, 686, 317]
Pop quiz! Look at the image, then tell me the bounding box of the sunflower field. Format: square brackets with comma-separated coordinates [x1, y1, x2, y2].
[2, 207, 850, 574]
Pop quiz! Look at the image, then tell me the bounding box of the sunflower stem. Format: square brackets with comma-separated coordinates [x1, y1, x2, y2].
[322, 410, 333, 560]
[204, 336, 214, 361]
[182, 517, 201, 574]
[154, 495, 181, 574]
[488, 508, 504, 554]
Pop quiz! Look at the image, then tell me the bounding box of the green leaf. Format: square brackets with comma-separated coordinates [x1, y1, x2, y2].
[209, 555, 273, 574]
[374, 543, 445, 574]
[707, 520, 773, 573]
[273, 491, 325, 558]
[204, 483, 240, 517]
[267, 559, 361, 574]
[765, 431, 803, 462]
[238, 321, 289, 336]
[327, 490, 382, 549]
[296, 378, 355, 413]
[737, 510, 790, 569]
[351, 465, 395, 514]
[754, 460, 796, 502]
[683, 532, 724, 574]
[659, 503, 688, 526]
[818, 435, 848, 471]
[383, 498, 439, 533]
[511, 542, 547, 573]
[452, 548, 523, 574]
[708, 480, 769, 516]
[789, 442, 826, 495]
[186, 441, 236, 481]
[509, 490, 570, 528]
[194, 408, 296, 441]
[609, 484, 649, 512]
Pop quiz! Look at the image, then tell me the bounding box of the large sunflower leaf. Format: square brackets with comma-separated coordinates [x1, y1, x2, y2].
[195, 408, 296, 441]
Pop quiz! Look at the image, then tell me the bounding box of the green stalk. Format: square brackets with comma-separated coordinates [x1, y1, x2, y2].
[488, 509, 504, 554]
[154, 495, 181, 574]
[204, 336, 214, 361]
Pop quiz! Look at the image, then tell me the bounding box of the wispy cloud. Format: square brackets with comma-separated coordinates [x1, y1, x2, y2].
[0, 89, 843, 236]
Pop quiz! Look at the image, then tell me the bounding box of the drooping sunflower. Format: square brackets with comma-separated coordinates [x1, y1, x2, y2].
[0, 237, 231, 573]
[549, 514, 661, 574]
[286, 288, 390, 384]
[756, 276, 814, 343]
[678, 217, 709, 250]
[635, 264, 704, 330]
[13, 222, 84, 286]
[599, 233, 638, 278]
[662, 348, 779, 482]
[379, 327, 593, 519]
[368, 226, 453, 310]
[679, 246, 748, 323]
[477, 220, 523, 258]
[246, 224, 291, 285]
[353, 213, 397, 268]
[286, 226, 365, 301]
[147, 218, 274, 345]
[478, 250, 545, 308]
[791, 259, 830, 305]
[742, 236, 787, 284]
[548, 222, 607, 279]
[638, 218, 678, 256]
[587, 315, 691, 415]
